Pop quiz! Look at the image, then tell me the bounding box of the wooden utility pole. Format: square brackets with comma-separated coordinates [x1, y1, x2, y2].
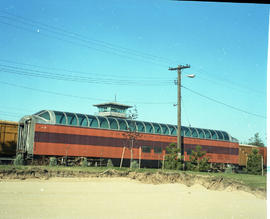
[162, 155, 165, 170]
[130, 138, 134, 168]
[169, 64, 190, 157]
[139, 146, 142, 169]
[120, 147, 126, 168]
[261, 156, 264, 176]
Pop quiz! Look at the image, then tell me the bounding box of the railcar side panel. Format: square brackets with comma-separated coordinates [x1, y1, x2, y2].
[0, 121, 18, 157]
[239, 145, 267, 166]
[183, 138, 239, 164]
[33, 123, 239, 164]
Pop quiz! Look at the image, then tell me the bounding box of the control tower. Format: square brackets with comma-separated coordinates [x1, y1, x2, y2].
[93, 102, 132, 119]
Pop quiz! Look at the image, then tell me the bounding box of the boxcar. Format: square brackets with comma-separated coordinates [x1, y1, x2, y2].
[239, 144, 267, 167]
[0, 120, 18, 158]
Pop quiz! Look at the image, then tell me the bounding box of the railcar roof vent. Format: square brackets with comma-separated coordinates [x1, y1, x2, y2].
[93, 102, 132, 119]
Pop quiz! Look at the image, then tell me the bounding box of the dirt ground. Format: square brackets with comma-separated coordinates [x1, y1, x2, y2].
[0, 177, 266, 219]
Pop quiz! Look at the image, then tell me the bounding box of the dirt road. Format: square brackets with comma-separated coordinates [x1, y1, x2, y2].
[0, 177, 266, 219]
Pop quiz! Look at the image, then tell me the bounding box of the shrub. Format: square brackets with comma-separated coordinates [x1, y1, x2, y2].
[164, 143, 183, 170]
[198, 157, 210, 172]
[81, 157, 88, 167]
[225, 165, 233, 174]
[186, 145, 210, 172]
[130, 160, 139, 169]
[49, 157, 57, 166]
[14, 154, 24, 166]
[247, 149, 262, 175]
[107, 159, 114, 167]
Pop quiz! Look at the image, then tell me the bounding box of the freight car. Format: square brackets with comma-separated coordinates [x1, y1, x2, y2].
[0, 120, 18, 163]
[17, 109, 242, 168]
[239, 144, 267, 167]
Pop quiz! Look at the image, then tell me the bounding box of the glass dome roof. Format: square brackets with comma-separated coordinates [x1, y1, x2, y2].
[33, 110, 237, 142]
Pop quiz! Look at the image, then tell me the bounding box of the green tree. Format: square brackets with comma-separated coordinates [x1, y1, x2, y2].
[130, 160, 139, 169]
[247, 148, 262, 175]
[248, 133, 265, 147]
[186, 145, 210, 172]
[81, 157, 88, 167]
[107, 159, 114, 167]
[49, 157, 57, 166]
[164, 143, 183, 170]
[13, 154, 24, 166]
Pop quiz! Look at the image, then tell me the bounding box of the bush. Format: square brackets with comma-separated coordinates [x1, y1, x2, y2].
[130, 160, 139, 169]
[164, 143, 183, 170]
[49, 157, 57, 166]
[198, 157, 210, 172]
[247, 149, 262, 175]
[186, 145, 210, 172]
[107, 159, 114, 167]
[81, 157, 88, 167]
[14, 154, 24, 166]
[225, 165, 233, 174]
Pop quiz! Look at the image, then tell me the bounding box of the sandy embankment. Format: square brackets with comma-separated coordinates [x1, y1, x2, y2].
[0, 177, 266, 219]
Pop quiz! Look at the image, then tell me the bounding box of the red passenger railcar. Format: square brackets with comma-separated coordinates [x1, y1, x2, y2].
[17, 110, 240, 167]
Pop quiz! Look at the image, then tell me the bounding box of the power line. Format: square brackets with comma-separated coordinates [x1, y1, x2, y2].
[0, 80, 110, 101]
[0, 10, 266, 97]
[1, 65, 266, 116]
[0, 80, 175, 105]
[0, 11, 266, 119]
[0, 64, 266, 118]
[0, 105, 33, 112]
[0, 19, 168, 67]
[192, 67, 265, 95]
[196, 75, 263, 95]
[0, 19, 169, 68]
[0, 58, 169, 80]
[0, 12, 173, 67]
[0, 112, 21, 122]
[182, 85, 266, 119]
[1, 58, 264, 101]
[0, 10, 175, 64]
[181, 98, 191, 127]
[0, 80, 266, 119]
[0, 64, 173, 86]
[0, 110, 22, 117]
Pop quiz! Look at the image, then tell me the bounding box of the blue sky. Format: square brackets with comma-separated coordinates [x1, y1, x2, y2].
[0, 1, 268, 144]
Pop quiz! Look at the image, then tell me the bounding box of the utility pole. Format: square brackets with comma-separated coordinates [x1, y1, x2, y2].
[261, 155, 264, 176]
[169, 64, 190, 157]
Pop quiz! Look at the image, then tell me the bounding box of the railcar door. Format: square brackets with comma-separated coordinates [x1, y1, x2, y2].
[17, 119, 31, 155]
